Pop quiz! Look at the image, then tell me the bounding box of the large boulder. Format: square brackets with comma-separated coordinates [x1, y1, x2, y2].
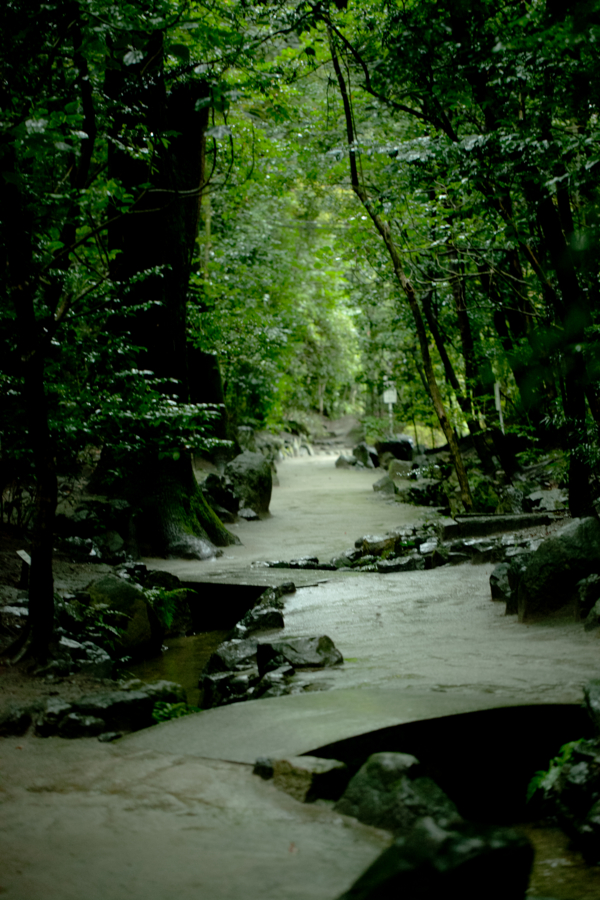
[272, 756, 348, 802]
[86, 574, 163, 658]
[334, 752, 461, 837]
[352, 442, 378, 468]
[517, 517, 600, 622]
[224, 451, 272, 517]
[257, 635, 343, 675]
[204, 638, 259, 674]
[375, 437, 414, 462]
[336, 816, 533, 900]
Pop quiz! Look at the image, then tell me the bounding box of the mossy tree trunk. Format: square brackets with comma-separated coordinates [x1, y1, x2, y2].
[105, 35, 237, 556]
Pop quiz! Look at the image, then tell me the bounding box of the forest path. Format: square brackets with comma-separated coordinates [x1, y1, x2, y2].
[144, 453, 430, 587]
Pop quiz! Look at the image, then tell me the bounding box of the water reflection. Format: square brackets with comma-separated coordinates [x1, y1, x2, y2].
[129, 630, 228, 705]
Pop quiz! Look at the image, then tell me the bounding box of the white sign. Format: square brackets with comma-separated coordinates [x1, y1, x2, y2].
[383, 386, 397, 405]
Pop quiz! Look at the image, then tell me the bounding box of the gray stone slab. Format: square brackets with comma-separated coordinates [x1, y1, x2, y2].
[122, 687, 542, 764]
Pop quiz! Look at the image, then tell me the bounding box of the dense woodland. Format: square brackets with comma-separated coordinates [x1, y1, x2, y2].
[1, 0, 600, 658]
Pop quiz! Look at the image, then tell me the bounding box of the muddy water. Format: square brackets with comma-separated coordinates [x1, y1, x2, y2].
[519, 822, 600, 898]
[129, 630, 228, 705]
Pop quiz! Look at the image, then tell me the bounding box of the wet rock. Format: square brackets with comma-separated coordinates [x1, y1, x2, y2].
[376, 556, 425, 574]
[200, 668, 261, 709]
[356, 534, 396, 556]
[61, 536, 102, 560]
[352, 442, 378, 468]
[336, 816, 534, 900]
[396, 479, 448, 508]
[96, 530, 125, 559]
[211, 504, 237, 524]
[524, 488, 568, 512]
[490, 562, 511, 602]
[86, 574, 163, 658]
[232, 606, 285, 638]
[334, 752, 461, 837]
[78, 643, 113, 678]
[451, 538, 498, 563]
[289, 556, 321, 569]
[225, 450, 272, 517]
[388, 459, 414, 478]
[58, 637, 113, 677]
[495, 486, 525, 515]
[256, 583, 295, 610]
[583, 680, 600, 733]
[35, 699, 72, 736]
[272, 755, 348, 803]
[97, 731, 123, 743]
[447, 552, 471, 565]
[36, 680, 186, 737]
[375, 437, 414, 462]
[419, 540, 438, 556]
[257, 635, 343, 675]
[331, 553, 355, 569]
[253, 756, 274, 779]
[238, 507, 260, 521]
[0, 703, 41, 736]
[335, 454, 358, 468]
[58, 712, 106, 739]
[584, 600, 600, 632]
[372, 475, 396, 495]
[253, 665, 295, 700]
[506, 555, 531, 615]
[204, 638, 259, 674]
[431, 547, 450, 568]
[116, 561, 149, 584]
[577, 573, 600, 620]
[201, 473, 240, 515]
[518, 517, 600, 622]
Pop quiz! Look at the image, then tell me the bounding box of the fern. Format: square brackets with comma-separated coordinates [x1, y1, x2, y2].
[152, 701, 201, 723]
[526, 740, 580, 803]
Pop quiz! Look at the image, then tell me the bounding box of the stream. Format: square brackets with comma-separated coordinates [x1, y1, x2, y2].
[129, 631, 228, 705]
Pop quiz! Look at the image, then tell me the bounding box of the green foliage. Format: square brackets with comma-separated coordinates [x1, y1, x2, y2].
[3, 0, 600, 532]
[54, 593, 129, 657]
[152, 701, 201, 723]
[142, 587, 191, 630]
[526, 740, 581, 804]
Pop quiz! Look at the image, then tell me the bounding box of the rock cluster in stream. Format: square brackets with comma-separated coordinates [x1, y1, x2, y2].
[257, 523, 547, 574]
[489, 514, 600, 624]
[199, 582, 345, 709]
[253, 750, 533, 899]
[0, 679, 186, 740]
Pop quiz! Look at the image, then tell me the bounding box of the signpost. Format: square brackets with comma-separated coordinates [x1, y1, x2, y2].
[494, 381, 505, 434]
[382, 382, 397, 437]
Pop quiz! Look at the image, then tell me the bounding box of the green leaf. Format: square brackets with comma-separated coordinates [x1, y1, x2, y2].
[169, 43, 190, 64]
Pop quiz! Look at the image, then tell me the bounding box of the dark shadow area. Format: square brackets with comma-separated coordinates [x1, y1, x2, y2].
[304, 703, 592, 824]
[183, 581, 266, 631]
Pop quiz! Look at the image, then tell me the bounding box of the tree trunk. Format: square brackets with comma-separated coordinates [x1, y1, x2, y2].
[329, 31, 473, 509]
[2, 176, 57, 662]
[104, 35, 238, 554]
